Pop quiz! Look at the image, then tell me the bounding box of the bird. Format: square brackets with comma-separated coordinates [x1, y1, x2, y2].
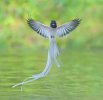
[27, 18, 81, 38]
[12, 18, 81, 88]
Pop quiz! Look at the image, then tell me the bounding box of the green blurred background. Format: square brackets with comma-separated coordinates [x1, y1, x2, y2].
[0, 0, 103, 100]
[0, 0, 103, 49]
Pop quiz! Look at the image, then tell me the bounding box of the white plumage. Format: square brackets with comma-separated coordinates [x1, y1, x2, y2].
[12, 18, 81, 88]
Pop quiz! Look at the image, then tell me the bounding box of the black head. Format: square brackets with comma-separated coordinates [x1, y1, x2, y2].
[50, 20, 57, 28]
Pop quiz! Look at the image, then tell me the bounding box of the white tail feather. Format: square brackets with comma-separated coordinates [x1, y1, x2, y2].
[12, 39, 60, 88]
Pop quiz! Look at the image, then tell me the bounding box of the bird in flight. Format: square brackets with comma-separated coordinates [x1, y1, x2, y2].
[12, 18, 81, 88]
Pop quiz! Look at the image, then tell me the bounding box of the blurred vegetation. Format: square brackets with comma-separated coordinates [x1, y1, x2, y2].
[0, 0, 103, 50]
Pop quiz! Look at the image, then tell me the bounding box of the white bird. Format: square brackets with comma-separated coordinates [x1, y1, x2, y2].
[12, 18, 81, 88]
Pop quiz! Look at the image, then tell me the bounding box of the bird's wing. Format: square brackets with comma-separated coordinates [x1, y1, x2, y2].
[27, 19, 50, 38]
[56, 18, 81, 37]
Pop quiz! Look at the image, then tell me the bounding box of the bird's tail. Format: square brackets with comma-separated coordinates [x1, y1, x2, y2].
[12, 45, 52, 89]
[54, 41, 60, 67]
[50, 40, 60, 67]
[12, 40, 60, 89]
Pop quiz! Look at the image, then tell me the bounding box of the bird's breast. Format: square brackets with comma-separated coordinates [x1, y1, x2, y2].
[49, 29, 57, 39]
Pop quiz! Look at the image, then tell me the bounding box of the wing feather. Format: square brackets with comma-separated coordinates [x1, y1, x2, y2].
[57, 18, 81, 37]
[27, 19, 50, 38]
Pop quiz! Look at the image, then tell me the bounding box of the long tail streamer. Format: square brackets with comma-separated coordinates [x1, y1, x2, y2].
[12, 39, 60, 88]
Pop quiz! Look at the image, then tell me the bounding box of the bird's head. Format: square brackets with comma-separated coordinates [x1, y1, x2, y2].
[50, 20, 57, 28]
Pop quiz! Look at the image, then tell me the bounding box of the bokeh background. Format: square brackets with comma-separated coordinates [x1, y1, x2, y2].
[0, 0, 103, 100]
[0, 0, 103, 49]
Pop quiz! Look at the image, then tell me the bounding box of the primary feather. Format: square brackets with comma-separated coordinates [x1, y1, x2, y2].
[27, 19, 50, 38]
[57, 19, 81, 37]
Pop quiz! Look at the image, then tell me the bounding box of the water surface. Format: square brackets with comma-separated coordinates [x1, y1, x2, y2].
[0, 49, 103, 100]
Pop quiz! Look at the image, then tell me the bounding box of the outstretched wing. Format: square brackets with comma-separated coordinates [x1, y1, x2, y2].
[27, 19, 50, 38]
[57, 18, 81, 37]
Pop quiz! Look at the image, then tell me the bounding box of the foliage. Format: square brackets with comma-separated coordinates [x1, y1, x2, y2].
[0, 0, 103, 49]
